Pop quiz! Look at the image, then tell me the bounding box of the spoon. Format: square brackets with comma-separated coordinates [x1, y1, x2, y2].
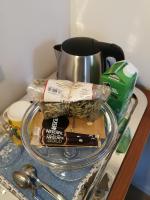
[21, 164, 66, 200]
[13, 171, 31, 188]
[13, 171, 42, 200]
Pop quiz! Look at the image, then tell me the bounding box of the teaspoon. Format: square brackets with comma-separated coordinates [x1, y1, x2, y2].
[21, 164, 66, 200]
[13, 171, 42, 200]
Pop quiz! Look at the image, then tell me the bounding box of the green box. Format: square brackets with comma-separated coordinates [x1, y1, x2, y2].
[100, 61, 138, 121]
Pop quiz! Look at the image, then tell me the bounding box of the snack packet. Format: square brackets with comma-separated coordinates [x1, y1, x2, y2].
[27, 80, 111, 120]
[30, 112, 106, 148]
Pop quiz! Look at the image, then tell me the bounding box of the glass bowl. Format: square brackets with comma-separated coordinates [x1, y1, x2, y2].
[21, 102, 118, 181]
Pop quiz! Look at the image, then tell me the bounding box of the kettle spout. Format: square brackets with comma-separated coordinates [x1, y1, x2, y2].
[53, 44, 62, 63]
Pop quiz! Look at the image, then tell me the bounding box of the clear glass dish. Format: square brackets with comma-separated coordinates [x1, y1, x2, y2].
[21, 102, 118, 181]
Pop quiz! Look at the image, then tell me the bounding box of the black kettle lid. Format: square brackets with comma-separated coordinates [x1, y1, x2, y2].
[62, 37, 101, 56]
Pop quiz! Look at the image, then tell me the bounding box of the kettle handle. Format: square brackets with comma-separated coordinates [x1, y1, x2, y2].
[104, 43, 125, 61]
[98, 42, 125, 70]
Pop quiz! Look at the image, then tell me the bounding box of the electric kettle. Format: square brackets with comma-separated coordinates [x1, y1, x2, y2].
[54, 37, 125, 84]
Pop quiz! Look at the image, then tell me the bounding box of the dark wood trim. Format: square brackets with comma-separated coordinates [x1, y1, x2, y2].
[107, 88, 150, 200]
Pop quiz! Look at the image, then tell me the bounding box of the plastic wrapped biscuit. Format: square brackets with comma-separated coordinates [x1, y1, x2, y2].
[27, 79, 111, 120]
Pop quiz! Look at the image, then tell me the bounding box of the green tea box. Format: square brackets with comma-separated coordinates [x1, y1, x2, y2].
[100, 60, 138, 121]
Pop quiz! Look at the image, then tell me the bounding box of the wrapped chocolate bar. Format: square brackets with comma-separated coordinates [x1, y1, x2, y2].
[30, 112, 106, 147]
[27, 80, 111, 120]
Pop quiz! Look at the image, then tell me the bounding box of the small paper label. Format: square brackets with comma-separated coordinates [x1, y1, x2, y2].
[44, 80, 72, 102]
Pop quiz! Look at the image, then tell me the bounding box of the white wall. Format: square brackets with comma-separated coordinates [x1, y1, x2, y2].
[71, 0, 150, 89]
[0, 0, 70, 113]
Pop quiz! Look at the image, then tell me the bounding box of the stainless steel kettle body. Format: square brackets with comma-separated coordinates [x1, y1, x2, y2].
[54, 37, 125, 84]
